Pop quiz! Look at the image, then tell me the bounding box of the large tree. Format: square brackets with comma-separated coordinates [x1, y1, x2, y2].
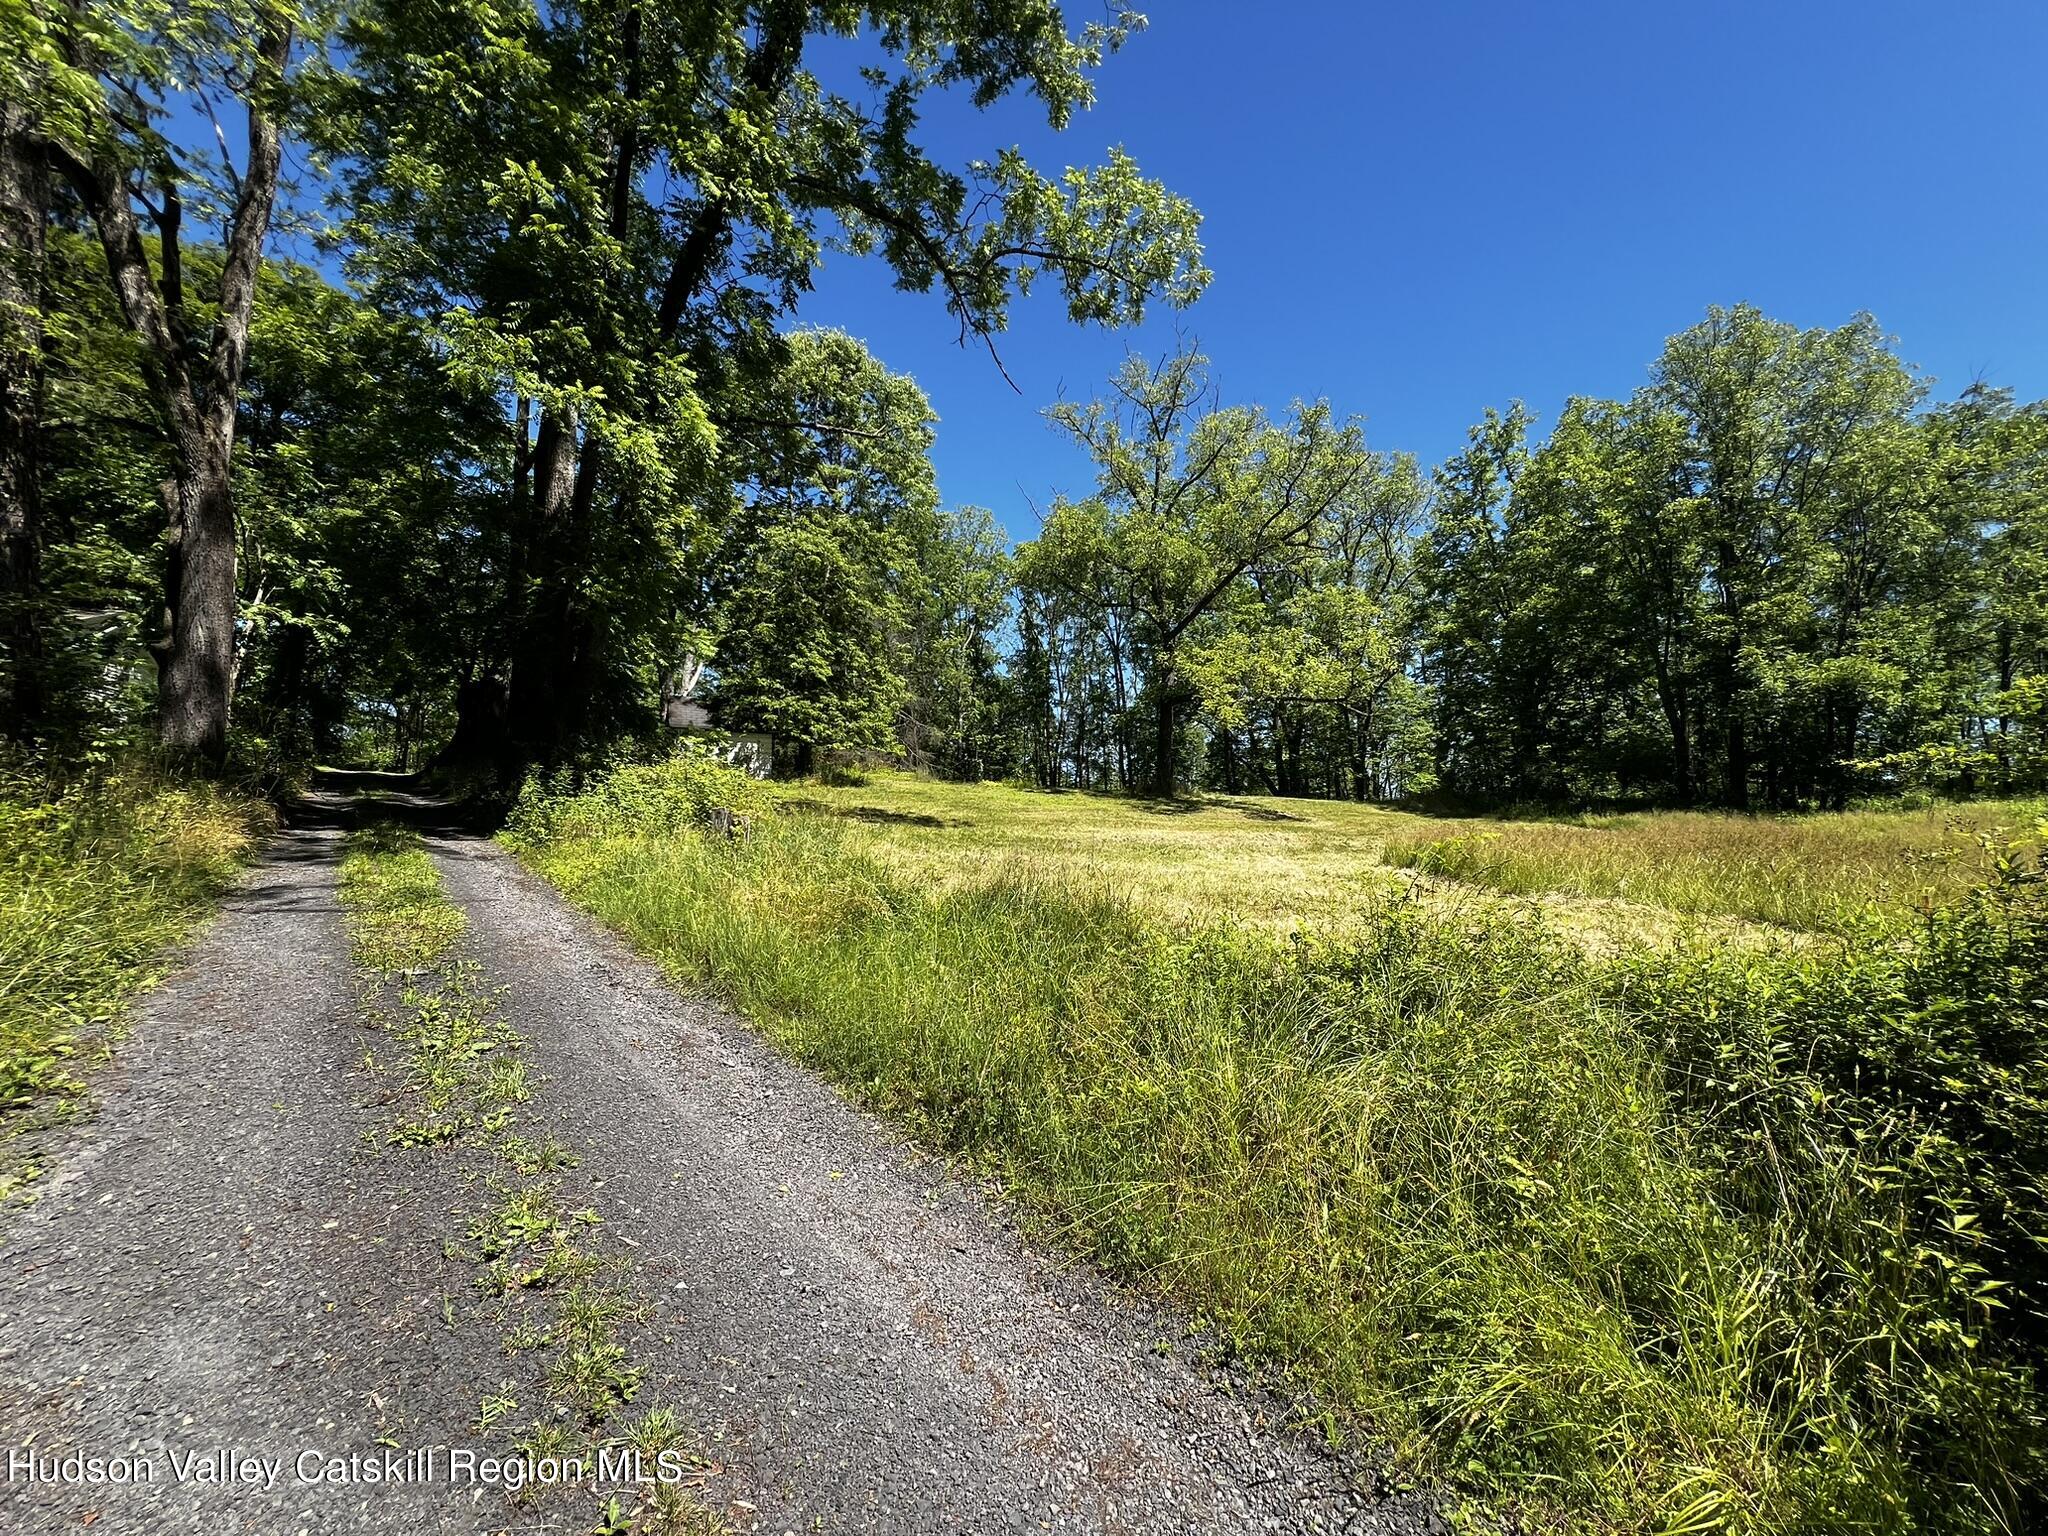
[324, 0, 1207, 773]
[0, 84, 47, 738]
[1182, 450, 1427, 799]
[1019, 346, 1377, 795]
[707, 328, 939, 765]
[1649, 304, 1921, 807]
[17, 0, 305, 764]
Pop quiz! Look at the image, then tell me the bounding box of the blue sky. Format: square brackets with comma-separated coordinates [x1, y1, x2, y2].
[802, 0, 2048, 540]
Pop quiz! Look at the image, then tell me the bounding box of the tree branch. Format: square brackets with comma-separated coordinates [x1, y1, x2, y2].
[203, 23, 293, 437]
[656, 0, 806, 339]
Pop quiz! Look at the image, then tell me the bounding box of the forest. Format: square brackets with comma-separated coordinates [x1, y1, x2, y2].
[4, 5, 2042, 811]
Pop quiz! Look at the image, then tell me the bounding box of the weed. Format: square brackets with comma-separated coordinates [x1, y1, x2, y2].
[476, 1384, 518, 1434]
[0, 769, 267, 1193]
[339, 823, 722, 1532]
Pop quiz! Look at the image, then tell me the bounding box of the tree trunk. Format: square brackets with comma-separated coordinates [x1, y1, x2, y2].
[1652, 657, 1692, 806]
[153, 450, 237, 761]
[1670, 706, 1692, 806]
[503, 404, 586, 770]
[1995, 623, 2014, 790]
[1151, 688, 1178, 797]
[0, 99, 45, 738]
[442, 672, 511, 768]
[1725, 710, 1750, 811]
[48, 24, 292, 770]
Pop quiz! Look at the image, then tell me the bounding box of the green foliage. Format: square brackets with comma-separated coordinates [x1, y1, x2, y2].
[1615, 826, 2048, 1527]
[1424, 309, 2048, 811]
[710, 518, 909, 756]
[308, 0, 1203, 770]
[503, 750, 773, 848]
[1016, 344, 1403, 795]
[514, 766, 2048, 1532]
[0, 767, 266, 1189]
[703, 330, 942, 757]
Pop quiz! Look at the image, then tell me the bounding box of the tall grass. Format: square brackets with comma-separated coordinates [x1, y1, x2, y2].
[1379, 802, 2045, 931]
[511, 768, 2048, 1534]
[0, 769, 268, 1178]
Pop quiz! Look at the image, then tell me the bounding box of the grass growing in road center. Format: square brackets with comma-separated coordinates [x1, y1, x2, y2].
[511, 764, 2048, 1536]
[339, 824, 724, 1535]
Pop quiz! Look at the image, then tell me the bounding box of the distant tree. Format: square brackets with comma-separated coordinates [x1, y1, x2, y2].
[1418, 405, 1529, 799]
[708, 331, 936, 768]
[1183, 451, 1427, 799]
[898, 506, 1017, 780]
[711, 519, 907, 767]
[1421, 306, 2028, 810]
[1648, 304, 1921, 807]
[1020, 346, 1375, 794]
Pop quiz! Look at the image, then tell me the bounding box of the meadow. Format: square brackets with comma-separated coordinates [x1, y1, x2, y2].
[792, 772, 2044, 938]
[510, 760, 2048, 1535]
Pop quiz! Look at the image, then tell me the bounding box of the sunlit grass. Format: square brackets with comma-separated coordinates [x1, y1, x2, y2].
[513, 786, 2048, 1535]
[786, 774, 1420, 928]
[791, 772, 2044, 935]
[0, 770, 269, 1191]
[1378, 800, 2047, 931]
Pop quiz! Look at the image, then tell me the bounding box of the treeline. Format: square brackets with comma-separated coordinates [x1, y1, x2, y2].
[1423, 307, 2048, 809]
[951, 312, 2048, 810]
[3, 6, 2044, 813]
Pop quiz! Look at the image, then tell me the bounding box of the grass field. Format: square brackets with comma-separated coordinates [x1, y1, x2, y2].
[793, 772, 2044, 936]
[511, 759, 2048, 1535]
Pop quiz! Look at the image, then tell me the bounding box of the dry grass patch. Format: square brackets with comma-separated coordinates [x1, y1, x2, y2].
[1379, 799, 2047, 931]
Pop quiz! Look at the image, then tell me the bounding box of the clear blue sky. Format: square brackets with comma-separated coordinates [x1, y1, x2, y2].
[802, 0, 2048, 540]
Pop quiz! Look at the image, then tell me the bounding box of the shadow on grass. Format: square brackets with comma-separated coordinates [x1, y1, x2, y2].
[1133, 794, 1306, 823]
[783, 797, 975, 830]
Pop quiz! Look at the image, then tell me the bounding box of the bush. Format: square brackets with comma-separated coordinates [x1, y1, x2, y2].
[502, 749, 774, 848]
[1613, 825, 2048, 1527]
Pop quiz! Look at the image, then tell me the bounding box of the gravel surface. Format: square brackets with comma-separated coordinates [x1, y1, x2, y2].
[0, 808, 1444, 1536]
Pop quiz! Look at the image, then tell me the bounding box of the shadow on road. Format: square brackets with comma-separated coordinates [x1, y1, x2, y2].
[283, 767, 497, 835]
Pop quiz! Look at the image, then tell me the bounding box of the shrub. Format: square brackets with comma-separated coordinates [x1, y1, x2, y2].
[502, 749, 774, 848]
[1613, 825, 2048, 1528]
